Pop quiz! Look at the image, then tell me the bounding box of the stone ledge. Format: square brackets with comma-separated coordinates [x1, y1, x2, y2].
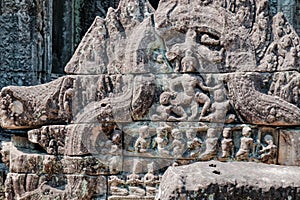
[157, 161, 300, 199]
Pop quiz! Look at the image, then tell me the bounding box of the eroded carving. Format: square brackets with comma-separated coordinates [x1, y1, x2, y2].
[235, 126, 254, 161]
[220, 127, 234, 160]
[1, 0, 300, 199]
[258, 134, 277, 164]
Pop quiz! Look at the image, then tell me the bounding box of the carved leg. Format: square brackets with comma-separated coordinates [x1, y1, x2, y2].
[188, 101, 199, 121]
[200, 100, 211, 118]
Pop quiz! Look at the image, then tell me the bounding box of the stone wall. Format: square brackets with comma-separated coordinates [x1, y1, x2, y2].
[0, 0, 121, 88]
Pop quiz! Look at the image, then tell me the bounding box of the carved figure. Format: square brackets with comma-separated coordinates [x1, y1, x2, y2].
[170, 74, 219, 121]
[152, 92, 187, 121]
[181, 49, 198, 72]
[269, 73, 286, 97]
[236, 126, 254, 161]
[143, 162, 159, 197]
[153, 126, 170, 156]
[283, 47, 297, 70]
[200, 89, 231, 122]
[169, 75, 202, 119]
[109, 131, 122, 173]
[167, 29, 199, 73]
[259, 134, 277, 164]
[126, 161, 146, 197]
[109, 156, 121, 173]
[185, 129, 203, 158]
[127, 172, 143, 186]
[220, 127, 234, 160]
[170, 129, 185, 158]
[108, 176, 128, 196]
[279, 74, 300, 105]
[134, 125, 150, 153]
[199, 128, 219, 161]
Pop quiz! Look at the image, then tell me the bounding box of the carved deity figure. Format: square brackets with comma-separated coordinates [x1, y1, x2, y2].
[170, 74, 219, 121]
[269, 73, 287, 97]
[126, 161, 146, 197]
[200, 89, 231, 122]
[236, 126, 254, 161]
[170, 129, 186, 158]
[109, 131, 122, 173]
[153, 126, 170, 156]
[127, 172, 143, 186]
[108, 176, 128, 196]
[134, 125, 151, 153]
[143, 162, 159, 197]
[259, 134, 277, 164]
[199, 128, 219, 161]
[181, 49, 198, 72]
[185, 129, 203, 158]
[220, 127, 234, 160]
[152, 92, 187, 121]
[283, 47, 297, 69]
[170, 74, 202, 107]
[167, 29, 199, 73]
[279, 74, 300, 104]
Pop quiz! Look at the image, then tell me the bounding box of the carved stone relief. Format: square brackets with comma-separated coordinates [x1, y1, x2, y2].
[1, 0, 300, 199]
[278, 129, 300, 166]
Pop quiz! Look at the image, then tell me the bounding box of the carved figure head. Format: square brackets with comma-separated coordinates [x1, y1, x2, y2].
[242, 126, 252, 137]
[222, 127, 232, 138]
[263, 134, 274, 145]
[139, 125, 149, 138]
[159, 92, 173, 105]
[207, 128, 217, 138]
[157, 126, 168, 138]
[213, 89, 226, 102]
[171, 129, 182, 140]
[186, 129, 196, 140]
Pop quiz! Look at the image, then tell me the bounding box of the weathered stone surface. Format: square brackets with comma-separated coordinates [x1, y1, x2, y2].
[2, 0, 300, 199]
[27, 124, 123, 168]
[0, 77, 73, 129]
[2, 0, 300, 128]
[157, 161, 300, 200]
[226, 72, 300, 126]
[0, 72, 39, 88]
[65, 0, 154, 75]
[278, 129, 300, 166]
[0, 74, 158, 129]
[5, 173, 104, 200]
[7, 141, 121, 175]
[0, 0, 52, 87]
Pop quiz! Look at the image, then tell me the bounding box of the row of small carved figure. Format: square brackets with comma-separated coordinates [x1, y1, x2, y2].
[133, 125, 277, 164]
[108, 171, 159, 197]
